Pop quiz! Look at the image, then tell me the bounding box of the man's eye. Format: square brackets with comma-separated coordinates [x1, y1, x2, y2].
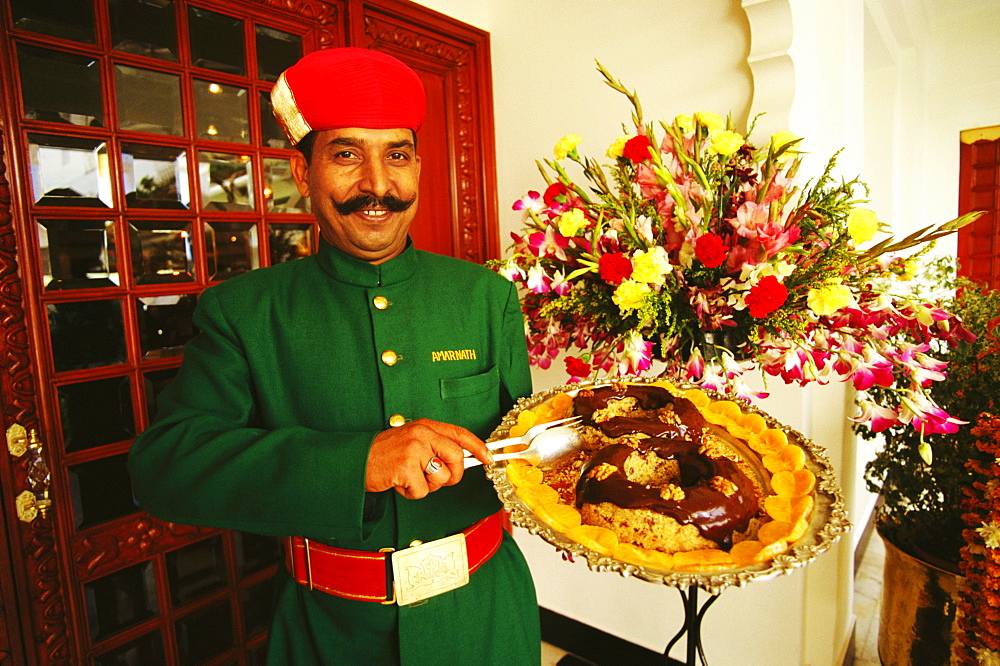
[389, 152, 409, 161]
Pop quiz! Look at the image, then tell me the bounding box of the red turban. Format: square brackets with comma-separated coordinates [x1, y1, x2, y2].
[271, 47, 426, 145]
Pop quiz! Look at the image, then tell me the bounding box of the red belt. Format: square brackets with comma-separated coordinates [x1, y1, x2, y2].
[284, 511, 504, 604]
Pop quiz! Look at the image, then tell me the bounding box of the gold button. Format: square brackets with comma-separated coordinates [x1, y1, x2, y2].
[373, 296, 389, 310]
[388, 414, 406, 427]
[381, 350, 398, 366]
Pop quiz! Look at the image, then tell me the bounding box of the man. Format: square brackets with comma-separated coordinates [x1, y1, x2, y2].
[128, 48, 540, 664]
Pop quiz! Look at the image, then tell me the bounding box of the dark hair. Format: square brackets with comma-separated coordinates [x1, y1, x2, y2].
[294, 129, 418, 164]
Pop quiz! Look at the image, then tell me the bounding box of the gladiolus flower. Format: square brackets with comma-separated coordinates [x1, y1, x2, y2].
[694, 233, 729, 268]
[745, 275, 788, 318]
[554, 134, 582, 160]
[598, 252, 633, 284]
[622, 135, 653, 162]
[847, 208, 879, 245]
[613, 280, 650, 313]
[543, 182, 570, 207]
[807, 283, 856, 316]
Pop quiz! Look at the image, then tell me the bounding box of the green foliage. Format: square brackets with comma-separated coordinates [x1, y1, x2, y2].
[860, 256, 1000, 564]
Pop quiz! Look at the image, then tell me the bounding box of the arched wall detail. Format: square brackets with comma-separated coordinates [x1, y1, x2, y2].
[742, 0, 795, 137]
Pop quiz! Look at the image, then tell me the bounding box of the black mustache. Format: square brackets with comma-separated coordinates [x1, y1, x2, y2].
[333, 194, 416, 215]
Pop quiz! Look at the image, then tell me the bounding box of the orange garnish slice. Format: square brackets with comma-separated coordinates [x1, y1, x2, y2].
[757, 520, 795, 545]
[683, 388, 711, 409]
[762, 443, 807, 473]
[747, 428, 788, 455]
[737, 412, 768, 435]
[673, 548, 735, 571]
[771, 469, 816, 497]
[548, 392, 574, 416]
[567, 525, 619, 554]
[703, 400, 742, 424]
[505, 460, 543, 486]
[730, 540, 764, 567]
[764, 494, 814, 524]
[613, 543, 675, 570]
[517, 483, 560, 507]
[533, 502, 582, 531]
[753, 539, 790, 562]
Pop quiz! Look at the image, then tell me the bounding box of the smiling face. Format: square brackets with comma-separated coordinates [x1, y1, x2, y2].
[291, 127, 421, 264]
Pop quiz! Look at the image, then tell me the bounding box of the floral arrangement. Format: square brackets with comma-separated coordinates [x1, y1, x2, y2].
[492, 63, 979, 437]
[955, 413, 1000, 664]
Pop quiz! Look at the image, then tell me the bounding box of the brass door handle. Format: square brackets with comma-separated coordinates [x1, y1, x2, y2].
[6, 424, 52, 522]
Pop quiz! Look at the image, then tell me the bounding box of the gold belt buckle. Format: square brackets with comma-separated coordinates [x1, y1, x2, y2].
[389, 533, 469, 606]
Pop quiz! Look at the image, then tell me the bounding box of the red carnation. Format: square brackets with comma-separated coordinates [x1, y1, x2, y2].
[745, 275, 789, 318]
[598, 252, 633, 285]
[565, 356, 591, 378]
[622, 135, 653, 162]
[543, 182, 570, 207]
[694, 233, 730, 269]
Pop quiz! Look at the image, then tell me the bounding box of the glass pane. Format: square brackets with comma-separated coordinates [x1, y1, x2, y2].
[259, 91, 291, 149]
[28, 134, 113, 207]
[143, 367, 178, 422]
[176, 600, 233, 663]
[206, 222, 258, 280]
[188, 6, 245, 76]
[241, 577, 276, 637]
[129, 220, 195, 284]
[48, 300, 126, 372]
[11, 0, 95, 43]
[110, 0, 177, 61]
[255, 25, 300, 82]
[84, 560, 157, 640]
[115, 64, 183, 136]
[69, 454, 139, 528]
[269, 224, 313, 265]
[93, 631, 165, 666]
[198, 152, 254, 211]
[263, 158, 308, 213]
[193, 79, 249, 143]
[38, 219, 119, 290]
[18, 44, 102, 126]
[234, 532, 281, 576]
[166, 536, 227, 605]
[122, 143, 190, 209]
[58, 376, 135, 453]
[136, 295, 197, 359]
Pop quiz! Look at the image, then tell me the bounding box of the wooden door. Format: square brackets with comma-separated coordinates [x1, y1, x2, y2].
[0, 0, 498, 663]
[958, 127, 1000, 290]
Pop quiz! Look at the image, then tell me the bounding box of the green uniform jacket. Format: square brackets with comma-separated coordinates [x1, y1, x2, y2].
[128, 240, 540, 665]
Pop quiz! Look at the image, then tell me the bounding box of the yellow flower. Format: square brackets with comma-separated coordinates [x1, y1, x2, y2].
[613, 280, 651, 313]
[770, 129, 800, 151]
[709, 130, 744, 156]
[896, 260, 916, 282]
[557, 208, 587, 237]
[606, 135, 629, 159]
[694, 111, 724, 132]
[554, 133, 582, 160]
[977, 521, 1000, 549]
[674, 114, 694, 134]
[847, 208, 880, 244]
[630, 248, 670, 285]
[807, 283, 857, 316]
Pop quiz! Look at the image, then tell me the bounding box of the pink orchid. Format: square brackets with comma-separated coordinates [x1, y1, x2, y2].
[619, 332, 654, 375]
[525, 265, 551, 293]
[528, 226, 570, 261]
[512, 190, 545, 217]
[899, 390, 966, 435]
[684, 347, 706, 380]
[849, 348, 896, 391]
[851, 394, 901, 433]
[550, 270, 573, 296]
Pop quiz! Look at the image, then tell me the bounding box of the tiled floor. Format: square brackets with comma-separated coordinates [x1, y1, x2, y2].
[850, 534, 885, 665]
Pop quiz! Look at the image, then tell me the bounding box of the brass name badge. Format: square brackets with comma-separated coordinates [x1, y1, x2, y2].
[390, 533, 469, 606]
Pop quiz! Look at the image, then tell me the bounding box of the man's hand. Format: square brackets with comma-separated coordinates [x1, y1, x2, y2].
[366, 419, 493, 499]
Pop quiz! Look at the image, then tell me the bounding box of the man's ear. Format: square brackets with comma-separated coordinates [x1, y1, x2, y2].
[290, 151, 310, 198]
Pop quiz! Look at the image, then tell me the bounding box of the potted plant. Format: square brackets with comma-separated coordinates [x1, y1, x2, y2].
[859, 256, 1000, 663]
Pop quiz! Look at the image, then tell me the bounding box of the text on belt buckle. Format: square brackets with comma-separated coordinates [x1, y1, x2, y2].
[390, 533, 469, 606]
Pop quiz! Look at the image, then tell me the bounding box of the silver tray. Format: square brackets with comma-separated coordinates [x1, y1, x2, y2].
[484, 378, 852, 594]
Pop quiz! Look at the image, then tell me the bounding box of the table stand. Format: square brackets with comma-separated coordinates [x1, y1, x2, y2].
[663, 585, 720, 665]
